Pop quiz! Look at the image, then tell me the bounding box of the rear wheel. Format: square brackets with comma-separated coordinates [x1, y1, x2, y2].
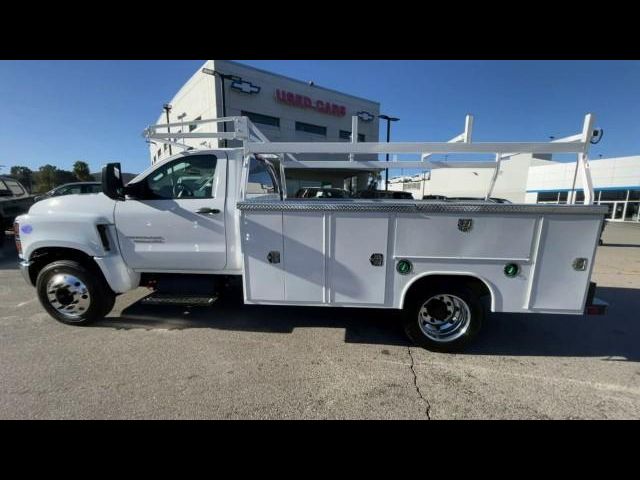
[36, 260, 115, 326]
[403, 283, 484, 352]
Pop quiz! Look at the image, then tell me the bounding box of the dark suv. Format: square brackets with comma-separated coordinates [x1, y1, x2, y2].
[355, 190, 414, 199]
[0, 176, 34, 247]
[295, 187, 351, 199]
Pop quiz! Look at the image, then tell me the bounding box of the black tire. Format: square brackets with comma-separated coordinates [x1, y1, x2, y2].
[36, 259, 115, 326]
[403, 283, 484, 352]
[102, 291, 117, 318]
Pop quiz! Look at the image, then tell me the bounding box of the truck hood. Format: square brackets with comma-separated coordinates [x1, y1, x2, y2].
[27, 193, 117, 223]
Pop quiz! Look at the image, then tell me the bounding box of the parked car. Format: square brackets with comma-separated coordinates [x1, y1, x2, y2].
[445, 196, 513, 204]
[295, 187, 351, 199]
[422, 195, 448, 200]
[0, 176, 34, 247]
[355, 190, 414, 199]
[34, 182, 103, 202]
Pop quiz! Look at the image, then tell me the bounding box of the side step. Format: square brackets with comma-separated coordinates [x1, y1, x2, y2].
[141, 293, 218, 307]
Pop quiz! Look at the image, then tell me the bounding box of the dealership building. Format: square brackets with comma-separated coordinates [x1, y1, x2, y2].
[149, 60, 380, 195]
[388, 154, 640, 222]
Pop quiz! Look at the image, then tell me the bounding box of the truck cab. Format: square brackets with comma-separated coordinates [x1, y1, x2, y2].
[15, 148, 280, 310]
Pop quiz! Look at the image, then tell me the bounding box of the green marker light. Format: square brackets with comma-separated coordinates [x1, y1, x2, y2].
[504, 263, 519, 278]
[397, 259, 413, 275]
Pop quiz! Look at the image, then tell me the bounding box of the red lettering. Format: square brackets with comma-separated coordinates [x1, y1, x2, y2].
[276, 89, 346, 116]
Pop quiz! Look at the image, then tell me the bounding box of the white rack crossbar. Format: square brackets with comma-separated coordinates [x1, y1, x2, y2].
[143, 113, 598, 204]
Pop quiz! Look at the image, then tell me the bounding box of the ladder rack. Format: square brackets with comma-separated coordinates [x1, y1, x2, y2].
[143, 113, 599, 204]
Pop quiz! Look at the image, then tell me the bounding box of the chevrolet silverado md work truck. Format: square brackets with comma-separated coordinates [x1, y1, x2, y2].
[14, 115, 608, 351]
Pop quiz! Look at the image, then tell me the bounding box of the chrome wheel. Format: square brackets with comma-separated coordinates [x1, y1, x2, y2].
[418, 294, 471, 343]
[46, 274, 91, 320]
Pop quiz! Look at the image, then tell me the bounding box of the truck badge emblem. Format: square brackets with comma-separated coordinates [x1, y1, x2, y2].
[458, 219, 473, 232]
[230, 80, 261, 95]
[357, 111, 375, 122]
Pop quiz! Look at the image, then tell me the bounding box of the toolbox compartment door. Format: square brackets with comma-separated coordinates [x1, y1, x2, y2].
[241, 211, 284, 302]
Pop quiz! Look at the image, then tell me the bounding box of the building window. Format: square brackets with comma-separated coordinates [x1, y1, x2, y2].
[296, 121, 326, 136]
[339, 130, 365, 142]
[157, 149, 161, 159]
[599, 189, 627, 201]
[189, 116, 201, 132]
[537, 191, 560, 203]
[241, 111, 280, 128]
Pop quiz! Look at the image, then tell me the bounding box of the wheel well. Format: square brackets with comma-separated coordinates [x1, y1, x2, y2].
[402, 274, 493, 309]
[27, 247, 103, 286]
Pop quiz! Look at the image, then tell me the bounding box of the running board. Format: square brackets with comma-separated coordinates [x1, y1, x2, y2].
[141, 294, 218, 306]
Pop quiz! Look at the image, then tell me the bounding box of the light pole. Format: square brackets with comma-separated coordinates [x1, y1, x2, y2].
[202, 68, 241, 148]
[378, 114, 399, 190]
[163, 103, 172, 156]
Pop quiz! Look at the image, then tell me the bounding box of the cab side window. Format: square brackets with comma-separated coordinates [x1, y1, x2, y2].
[245, 158, 279, 199]
[146, 155, 217, 200]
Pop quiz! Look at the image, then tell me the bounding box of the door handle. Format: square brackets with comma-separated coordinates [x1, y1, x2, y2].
[267, 251, 280, 264]
[196, 207, 221, 215]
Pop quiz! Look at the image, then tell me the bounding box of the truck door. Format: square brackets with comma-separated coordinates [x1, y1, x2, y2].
[114, 152, 227, 272]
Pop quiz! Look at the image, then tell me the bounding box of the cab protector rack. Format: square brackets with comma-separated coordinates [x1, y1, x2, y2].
[143, 113, 601, 204]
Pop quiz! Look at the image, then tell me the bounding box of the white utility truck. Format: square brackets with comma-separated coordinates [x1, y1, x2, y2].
[14, 114, 608, 351]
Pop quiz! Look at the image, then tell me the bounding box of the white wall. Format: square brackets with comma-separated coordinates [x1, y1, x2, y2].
[389, 154, 555, 201]
[527, 156, 640, 194]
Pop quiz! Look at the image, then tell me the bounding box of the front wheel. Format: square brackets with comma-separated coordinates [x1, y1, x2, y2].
[403, 284, 484, 352]
[36, 260, 116, 326]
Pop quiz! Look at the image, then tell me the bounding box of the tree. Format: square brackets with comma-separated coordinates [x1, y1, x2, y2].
[55, 169, 76, 186]
[73, 161, 92, 181]
[34, 165, 58, 193]
[10, 166, 34, 192]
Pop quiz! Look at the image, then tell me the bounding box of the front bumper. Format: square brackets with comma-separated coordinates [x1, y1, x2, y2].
[18, 259, 33, 286]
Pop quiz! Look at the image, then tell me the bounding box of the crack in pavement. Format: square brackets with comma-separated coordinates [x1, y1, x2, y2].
[407, 346, 431, 419]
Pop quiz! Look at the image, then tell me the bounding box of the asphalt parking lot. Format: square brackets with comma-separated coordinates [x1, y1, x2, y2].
[1, 222, 640, 419]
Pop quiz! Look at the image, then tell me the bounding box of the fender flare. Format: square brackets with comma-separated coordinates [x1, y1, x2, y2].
[399, 271, 498, 312]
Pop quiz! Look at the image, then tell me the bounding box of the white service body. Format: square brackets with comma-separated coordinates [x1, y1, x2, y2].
[239, 199, 604, 314]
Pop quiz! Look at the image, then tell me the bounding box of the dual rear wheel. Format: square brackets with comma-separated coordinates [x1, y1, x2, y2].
[402, 283, 484, 352]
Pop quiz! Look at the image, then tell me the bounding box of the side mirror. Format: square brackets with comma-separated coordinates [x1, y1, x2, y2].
[102, 163, 125, 201]
[0, 189, 12, 197]
[124, 181, 146, 199]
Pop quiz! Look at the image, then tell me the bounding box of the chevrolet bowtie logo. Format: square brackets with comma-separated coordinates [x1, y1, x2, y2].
[357, 111, 374, 122]
[230, 80, 261, 95]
